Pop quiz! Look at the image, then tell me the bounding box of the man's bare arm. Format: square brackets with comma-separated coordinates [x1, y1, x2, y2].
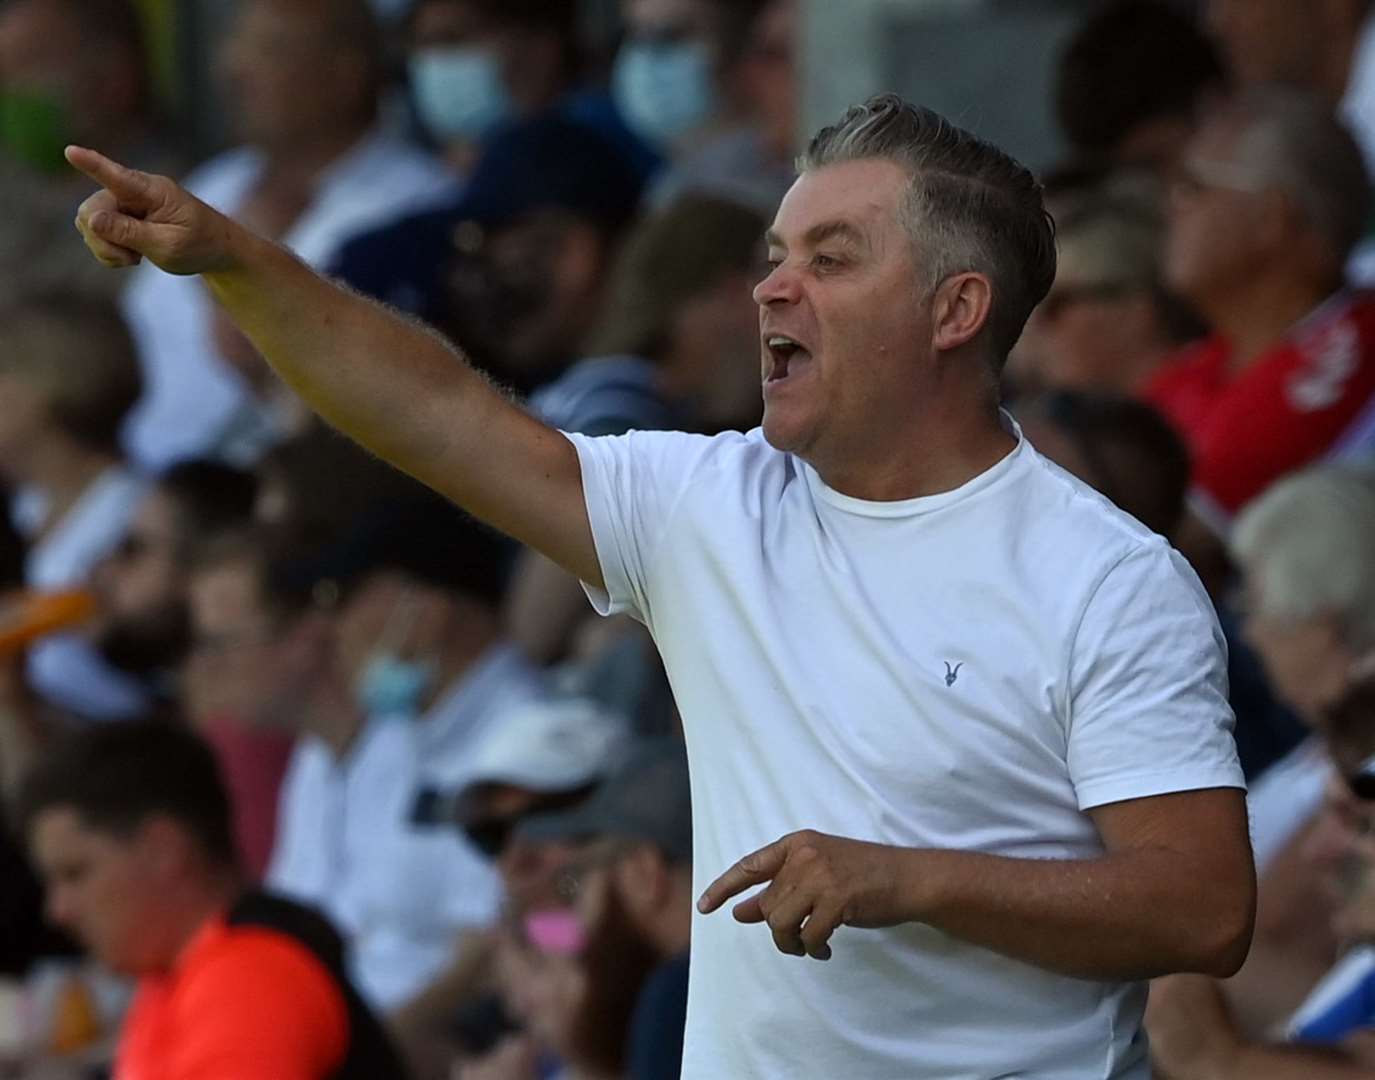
[700, 788, 1256, 979]
[66, 147, 603, 587]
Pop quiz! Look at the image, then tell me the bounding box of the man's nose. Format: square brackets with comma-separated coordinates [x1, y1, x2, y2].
[46, 886, 75, 929]
[753, 262, 801, 307]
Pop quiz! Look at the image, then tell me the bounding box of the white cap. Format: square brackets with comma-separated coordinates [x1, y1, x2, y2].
[457, 696, 631, 800]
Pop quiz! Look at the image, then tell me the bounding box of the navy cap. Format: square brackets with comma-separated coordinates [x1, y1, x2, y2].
[450, 112, 644, 231]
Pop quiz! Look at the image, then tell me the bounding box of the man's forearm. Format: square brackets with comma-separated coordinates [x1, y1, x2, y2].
[896, 847, 1252, 980]
[1206, 1041, 1375, 1080]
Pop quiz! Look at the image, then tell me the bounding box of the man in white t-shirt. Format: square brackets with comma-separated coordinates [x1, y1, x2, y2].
[67, 92, 1256, 1078]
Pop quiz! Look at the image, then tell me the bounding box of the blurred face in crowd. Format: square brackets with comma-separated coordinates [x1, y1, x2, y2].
[445, 212, 609, 385]
[30, 808, 189, 974]
[754, 159, 934, 469]
[622, 0, 720, 42]
[737, 0, 797, 158]
[0, 368, 52, 483]
[0, 0, 142, 154]
[1239, 582, 1357, 724]
[90, 489, 192, 675]
[658, 269, 765, 432]
[1020, 283, 1166, 394]
[219, 0, 374, 149]
[186, 556, 295, 726]
[1164, 118, 1278, 311]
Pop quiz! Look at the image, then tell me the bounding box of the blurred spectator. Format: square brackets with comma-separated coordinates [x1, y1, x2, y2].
[267, 495, 545, 1012]
[1205, 0, 1375, 283]
[86, 461, 258, 706]
[406, 0, 655, 181]
[507, 194, 765, 668]
[1208, 466, 1375, 1035]
[119, 0, 457, 471]
[333, 112, 643, 393]
[184, 529, 331, 883]
[1144, 88, 1375, 589]
[17, 719, 411, 1077]
[0, 0, 179, 297]
[1054, 0, 1226, 172]
[0, 291, 150, 721]
[637, 0, 798, 216]
[1016, 175, 1201, 395]
[510, 738, 693, 1080]
[395, 696, 629, 1074]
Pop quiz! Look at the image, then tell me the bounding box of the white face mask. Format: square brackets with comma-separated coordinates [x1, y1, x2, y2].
[612, 40, 717, 147]
[409, 45, 514, 142]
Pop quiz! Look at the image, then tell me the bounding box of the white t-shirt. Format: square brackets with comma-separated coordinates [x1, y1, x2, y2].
[567, 424, 1244, 1080]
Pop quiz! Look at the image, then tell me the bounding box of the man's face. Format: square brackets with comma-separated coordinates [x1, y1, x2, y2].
[30, 808, 166, 974]
[1164, 121, 1275, 309]
[92, 490, 190, 674]
[186, 559, 282, 723]
[218, 0, 366, 146]
[755, 159, 930, 465]
[1205, 0, 1325, 90]
[622, 0, 717, 42]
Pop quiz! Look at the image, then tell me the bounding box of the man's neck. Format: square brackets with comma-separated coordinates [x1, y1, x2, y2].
[810, 385, 1014, 503]
[258, 123, 370, 189]
[152, 870, 242, 974]
[1203, 276, 1334, 374]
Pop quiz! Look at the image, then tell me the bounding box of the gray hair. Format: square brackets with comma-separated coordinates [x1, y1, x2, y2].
[799, 94, 1057, 365]
[1231, 464, 1375, 648]
[1220, 86, 1372, 273]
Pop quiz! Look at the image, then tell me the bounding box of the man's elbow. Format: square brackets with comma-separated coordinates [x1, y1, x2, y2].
[1189, 879, 1257, 978]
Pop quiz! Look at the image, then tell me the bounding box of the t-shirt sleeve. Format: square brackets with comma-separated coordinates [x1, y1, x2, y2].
[169, 931, 349, 1079]
[1066, 541, 1245, 811]
[563, 429, 720, 622]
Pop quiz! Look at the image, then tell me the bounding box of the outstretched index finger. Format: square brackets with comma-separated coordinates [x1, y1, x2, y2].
[65, 146, 159, 213]
[698, 836, 791, 914]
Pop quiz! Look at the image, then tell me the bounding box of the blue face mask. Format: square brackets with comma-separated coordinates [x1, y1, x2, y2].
[612, 40, 716, 148]
[409, 46, 513, 142]
[356, 653, 437, 718]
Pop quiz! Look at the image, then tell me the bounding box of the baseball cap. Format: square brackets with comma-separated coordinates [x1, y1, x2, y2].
[450, 695, 632, 817]
[449, 112, 644, 232]
[515, 737, 691, 863]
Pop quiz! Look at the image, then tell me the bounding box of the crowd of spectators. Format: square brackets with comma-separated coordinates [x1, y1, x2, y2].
[1, 0, 1374, 1077]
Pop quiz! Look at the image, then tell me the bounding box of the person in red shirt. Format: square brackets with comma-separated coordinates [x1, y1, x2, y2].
[18, 719, 409, 1079]
[1146, 88, 1375, 549]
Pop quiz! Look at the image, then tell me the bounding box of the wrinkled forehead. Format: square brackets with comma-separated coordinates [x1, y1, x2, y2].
[769, 159, 912, 244]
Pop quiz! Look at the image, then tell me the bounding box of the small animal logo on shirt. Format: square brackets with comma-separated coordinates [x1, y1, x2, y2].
[943, 661, 963, 687]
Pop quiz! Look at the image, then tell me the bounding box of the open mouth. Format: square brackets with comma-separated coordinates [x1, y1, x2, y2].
[765, 335, 812, 382]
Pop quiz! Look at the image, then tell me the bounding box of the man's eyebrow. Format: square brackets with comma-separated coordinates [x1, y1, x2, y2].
[764, 220, 867, 251]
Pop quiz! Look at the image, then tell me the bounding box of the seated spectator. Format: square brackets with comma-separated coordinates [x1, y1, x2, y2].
[508, 194, 765, 668]
[1015, 176, 1202, 396]
[0, 0, 180, 297]
[632, 0, 798, 216]
[406, 0, 656, 181]
[267, 494, 547, 1012]
[0, 291, 149, 721]
[508, 738, 693, 1080]
[332, 112, 643, 395]
[86, 461, 258, 708]
[1054, 0, 1226, 172]
[394, 695, 631, 1074]
[17, 720, 411, 1077]
[1156, 466, 1375, 1041]
[1144, 88, 1375, 588]
[118, 0, 457, 470]
[1148, 680, 1375, 1078]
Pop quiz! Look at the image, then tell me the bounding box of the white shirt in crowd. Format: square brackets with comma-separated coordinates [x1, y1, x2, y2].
[567, 421, 1245, 1079]
[20, 466, 149, 719]
[1342, 9, 1375, 285]
[268, 644, 544, 1009]
[119, 129, 457, 471]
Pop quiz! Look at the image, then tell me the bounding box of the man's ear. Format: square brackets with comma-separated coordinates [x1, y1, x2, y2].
[134, 815, 195, 877]
[930, 272, 994, 354]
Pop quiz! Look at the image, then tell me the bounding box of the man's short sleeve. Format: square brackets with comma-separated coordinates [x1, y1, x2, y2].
[563, 429, 721, 623]
[170, 930, 349, 1079]
[1066, 541, 1245, 810]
